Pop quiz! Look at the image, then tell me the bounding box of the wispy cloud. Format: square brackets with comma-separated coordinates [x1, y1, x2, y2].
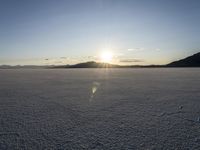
[120, 58, 144, 63]
[127, 48, 161, 52]
[127, 48, 144, 51]
[60, 57, 68, 59]
[155, 48, 161, 51]
[54, 61, 63, 64]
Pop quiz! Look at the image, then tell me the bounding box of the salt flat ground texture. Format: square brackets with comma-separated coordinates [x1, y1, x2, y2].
[0, 68, 200, 150]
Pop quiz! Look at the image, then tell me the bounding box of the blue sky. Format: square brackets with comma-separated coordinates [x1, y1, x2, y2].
[0, 0, 200, 65]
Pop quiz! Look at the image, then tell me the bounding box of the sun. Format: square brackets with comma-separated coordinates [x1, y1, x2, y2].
[100, 51, 113, 63]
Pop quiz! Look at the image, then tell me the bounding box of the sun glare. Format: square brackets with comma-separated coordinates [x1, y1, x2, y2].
[100, 51, 113, 63]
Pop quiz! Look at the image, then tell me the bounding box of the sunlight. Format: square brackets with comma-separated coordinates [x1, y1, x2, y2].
[100, 51, 113, 63]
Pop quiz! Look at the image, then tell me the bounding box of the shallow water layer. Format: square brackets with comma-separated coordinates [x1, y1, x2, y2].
[0, 68, 200, 149]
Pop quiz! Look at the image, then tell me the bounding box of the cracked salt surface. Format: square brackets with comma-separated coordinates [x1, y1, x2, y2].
[0, 68, 200, 149]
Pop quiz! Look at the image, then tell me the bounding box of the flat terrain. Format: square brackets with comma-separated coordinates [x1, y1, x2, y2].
[0, 68, 200, 149]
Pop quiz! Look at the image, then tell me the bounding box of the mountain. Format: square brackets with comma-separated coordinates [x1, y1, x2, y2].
[51, 53, 200, 68]
[1, 52, 200, 69]
[167, 52, 200, 67]
[53, 61, 121, 68]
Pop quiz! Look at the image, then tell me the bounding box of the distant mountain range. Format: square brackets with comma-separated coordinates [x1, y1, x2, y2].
[48, 52, 200, 68]
[1, 52, 200, 69]
[53, 61, 121, 68]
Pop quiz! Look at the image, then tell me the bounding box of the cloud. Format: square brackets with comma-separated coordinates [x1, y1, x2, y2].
[54, 61, 63, 64]
[87, 56, 94, 59]
[127, 48, 144, 51]
[128, 48, 161, 52]
[119, 59, 144, 63]
[60, 57, 67, 59]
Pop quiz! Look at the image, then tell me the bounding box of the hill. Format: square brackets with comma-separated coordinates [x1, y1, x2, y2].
[167, 52, 200, 67]
[1, 52, 200, 69]
[53, 61, 121, 68]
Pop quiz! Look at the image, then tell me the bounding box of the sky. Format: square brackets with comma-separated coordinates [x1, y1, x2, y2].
[0, 0, 200, 65]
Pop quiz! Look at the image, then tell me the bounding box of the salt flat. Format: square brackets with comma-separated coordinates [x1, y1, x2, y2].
[0, 68, 200, 149]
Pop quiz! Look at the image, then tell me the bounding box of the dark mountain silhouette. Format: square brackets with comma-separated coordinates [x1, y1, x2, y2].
[53, 61, 121, 68]
[1, 52, 200, 69]
[167, 52, 200, 67]
[69, 61, 119, 68]
[52, 61, 163, 68]
[48, 52, 200, 68]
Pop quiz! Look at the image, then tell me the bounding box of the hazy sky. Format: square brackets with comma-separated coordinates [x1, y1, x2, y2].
[0, 0, 200, 65]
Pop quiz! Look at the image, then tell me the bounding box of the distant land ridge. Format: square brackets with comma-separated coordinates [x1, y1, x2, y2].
[0, 52, 200, 69]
